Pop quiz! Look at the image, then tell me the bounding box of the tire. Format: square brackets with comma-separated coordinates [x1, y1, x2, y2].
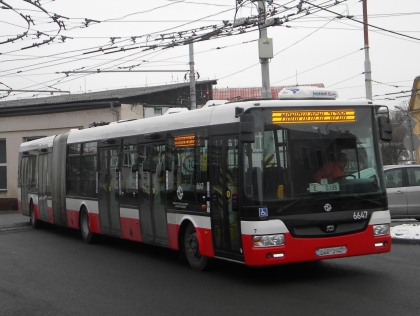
[30, 202, 41, 229]
[80, 208, 97, 244]
[184, 223, 209, 271]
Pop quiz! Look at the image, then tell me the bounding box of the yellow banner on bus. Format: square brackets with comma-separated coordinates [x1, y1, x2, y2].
[272, 109, 356, 124]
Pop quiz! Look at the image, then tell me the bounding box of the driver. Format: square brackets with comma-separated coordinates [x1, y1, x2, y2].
[314, 153, 348, 183]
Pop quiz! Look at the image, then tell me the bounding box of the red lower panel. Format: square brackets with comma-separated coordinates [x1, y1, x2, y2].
[196, 227, 215, 258]
[242, 227, 391, 266]
[33, 204, 40, 219]
[167, 223, 179, 250]
[88, 213, 101, 234]
[66, 210, 79, 229]
[120, 217, 141, 242]
[48, 207, 54, 223]
[18, 201, 22, 214]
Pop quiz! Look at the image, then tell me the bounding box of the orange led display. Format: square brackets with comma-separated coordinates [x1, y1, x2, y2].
[272, 109, 356, 124]
[174, 135, 196, 147]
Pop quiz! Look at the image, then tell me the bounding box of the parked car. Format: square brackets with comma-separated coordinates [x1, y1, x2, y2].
[350, 165, 420, 219]
[383, 165, 420, 220]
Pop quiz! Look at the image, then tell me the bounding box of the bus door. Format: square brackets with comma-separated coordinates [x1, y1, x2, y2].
[98, 147, 121, 236]
[38, 153, 48, 221]
[138, 143, 168, 246]
[20, 155, 29, 216]
[210, 136, 242, 260]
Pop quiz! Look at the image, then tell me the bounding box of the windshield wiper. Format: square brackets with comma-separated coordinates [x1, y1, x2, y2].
[277, 193, 316, 214]
[351, 195, 381, 206]
[315, 194, 381, 206]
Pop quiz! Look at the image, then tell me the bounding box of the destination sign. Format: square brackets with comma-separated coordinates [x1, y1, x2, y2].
[174, 135, 199, 147]
[272, 109, 356, 124]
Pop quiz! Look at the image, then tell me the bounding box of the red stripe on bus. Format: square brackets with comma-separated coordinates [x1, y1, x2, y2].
[167, 223, 179, 250]
[196, 227, 215, 258]
[33, 203, 40, 219]
[241, 227, 391, 266]
[66, 209, 79, 229]
[120, 217, 141, 242]
[48, 207, 54, 223]
[88, 213, 101, 234]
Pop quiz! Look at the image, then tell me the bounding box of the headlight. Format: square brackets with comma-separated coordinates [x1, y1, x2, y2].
[253, 234, 284, 247]
[373, 224, 390, 236]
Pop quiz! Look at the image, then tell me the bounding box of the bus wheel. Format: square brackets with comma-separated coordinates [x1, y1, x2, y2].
[30, 202, 41, 229]
[80, 208, 97, 244]
[184, 223, 209, 271]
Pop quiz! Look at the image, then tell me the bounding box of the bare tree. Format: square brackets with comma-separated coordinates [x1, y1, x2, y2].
[380, 100, 411, 165]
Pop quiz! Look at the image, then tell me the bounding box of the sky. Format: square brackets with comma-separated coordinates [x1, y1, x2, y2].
[0, 0, 419, 109]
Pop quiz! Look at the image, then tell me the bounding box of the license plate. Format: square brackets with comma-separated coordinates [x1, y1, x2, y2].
[316, 246, 347, 257]
[309, 183, 339, 193]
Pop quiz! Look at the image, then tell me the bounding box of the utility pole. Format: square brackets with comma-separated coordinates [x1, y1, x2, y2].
[189, 43, 197, 110]
[362, 0, 373, 100]
[258, 0, 272, 98]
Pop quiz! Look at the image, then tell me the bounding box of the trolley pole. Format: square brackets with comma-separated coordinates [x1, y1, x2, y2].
[362, 0, 373, 100]
[258, 0, 272, 99]
[189, 42, 197, 110]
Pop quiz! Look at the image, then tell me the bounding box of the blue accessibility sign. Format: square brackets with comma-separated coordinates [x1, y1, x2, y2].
[259, 207, 268, 217]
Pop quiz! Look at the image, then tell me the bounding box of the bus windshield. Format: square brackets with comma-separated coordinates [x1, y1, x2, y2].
[242, 106, 384, 206]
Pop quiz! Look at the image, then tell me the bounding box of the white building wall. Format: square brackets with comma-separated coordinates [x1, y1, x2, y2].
[0, 102, 181, 206]
[0, 104, 142, 202]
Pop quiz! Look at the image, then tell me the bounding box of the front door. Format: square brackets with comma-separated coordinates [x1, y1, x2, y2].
[138, 143, 168, 245]
[98, 147, 121, 236]
[210, 136, 242, 260]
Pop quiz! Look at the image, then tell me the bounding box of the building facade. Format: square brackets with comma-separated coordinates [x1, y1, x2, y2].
[0, 81, 216, 210]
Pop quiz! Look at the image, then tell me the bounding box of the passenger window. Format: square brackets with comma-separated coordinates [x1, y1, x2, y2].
[407, 167, 420, 187]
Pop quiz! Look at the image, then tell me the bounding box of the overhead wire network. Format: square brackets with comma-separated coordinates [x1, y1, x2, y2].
[0, 0, 351, 99]
[0, 0, 418, 102]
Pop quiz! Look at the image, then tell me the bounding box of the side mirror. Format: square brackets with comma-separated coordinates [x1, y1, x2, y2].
[240, 114, 255, 143]
[378, 116, 392, 142]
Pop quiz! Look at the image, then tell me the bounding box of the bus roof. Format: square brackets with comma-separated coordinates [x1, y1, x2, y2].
[20, 98, 375, 149]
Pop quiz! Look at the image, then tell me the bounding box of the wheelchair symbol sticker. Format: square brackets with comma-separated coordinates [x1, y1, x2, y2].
[259, 208, 268, 217]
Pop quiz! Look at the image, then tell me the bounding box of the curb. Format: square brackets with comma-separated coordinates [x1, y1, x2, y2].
[391, 238, 420, 245]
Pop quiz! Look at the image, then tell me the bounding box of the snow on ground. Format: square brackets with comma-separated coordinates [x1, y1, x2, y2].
[391, 220, 420, 240]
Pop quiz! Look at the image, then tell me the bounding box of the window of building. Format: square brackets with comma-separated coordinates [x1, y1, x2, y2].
[0, 139, 6, 191]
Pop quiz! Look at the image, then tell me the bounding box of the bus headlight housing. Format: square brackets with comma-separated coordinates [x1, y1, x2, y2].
[373, 224, 390, 236]
[253, 234, 284, 247]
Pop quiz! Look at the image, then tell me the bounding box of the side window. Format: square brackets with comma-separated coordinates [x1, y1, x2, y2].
[407, 167, 420, 187]
[166, 130, 209, 212]
[66, 142, 97, 197]
[385, 169, 401, 188]
[120, 140, 138, 207]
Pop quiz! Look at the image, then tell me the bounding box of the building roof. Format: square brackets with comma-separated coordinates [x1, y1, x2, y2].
[0, 80, 217, 108]
[212, 83, 324, 101]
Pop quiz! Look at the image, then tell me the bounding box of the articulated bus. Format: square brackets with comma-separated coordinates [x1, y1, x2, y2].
[17, 87, 393, 270]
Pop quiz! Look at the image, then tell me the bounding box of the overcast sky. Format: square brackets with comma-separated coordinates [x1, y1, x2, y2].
[1, 0, 419, 108]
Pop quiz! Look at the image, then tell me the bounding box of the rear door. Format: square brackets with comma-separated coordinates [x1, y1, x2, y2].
[138, 143, 168, 245]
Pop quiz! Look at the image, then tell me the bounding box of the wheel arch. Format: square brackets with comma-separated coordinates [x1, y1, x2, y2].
[78, 203, 89, 230]
[177, 216, 209, 256]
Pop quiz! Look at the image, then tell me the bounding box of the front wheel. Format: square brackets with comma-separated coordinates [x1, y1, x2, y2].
[80, 208, 97, 244]
[184, 223, 209, 271]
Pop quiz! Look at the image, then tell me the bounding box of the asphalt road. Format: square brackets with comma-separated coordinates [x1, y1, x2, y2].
[1, 223, 420, 316]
